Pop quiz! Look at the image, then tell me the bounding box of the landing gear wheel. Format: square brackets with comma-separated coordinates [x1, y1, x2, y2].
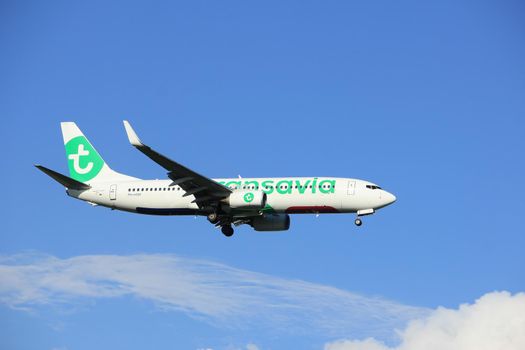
[207, 212, 218, 224]
[221, 225, 234, 237]
[354, 218, 363, 226]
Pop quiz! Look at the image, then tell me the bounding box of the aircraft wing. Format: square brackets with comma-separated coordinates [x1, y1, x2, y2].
[123, 121, 231, 206]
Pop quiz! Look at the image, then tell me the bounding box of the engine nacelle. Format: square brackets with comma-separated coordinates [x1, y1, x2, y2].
[250, 214, 291, 232]
[227, 190, 267, 209]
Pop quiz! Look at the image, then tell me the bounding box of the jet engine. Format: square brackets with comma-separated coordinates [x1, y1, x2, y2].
[250, 214, 291, 231]
[227, 190, 267, 209]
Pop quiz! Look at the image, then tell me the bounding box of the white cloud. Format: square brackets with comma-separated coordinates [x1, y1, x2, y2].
[324, 291, 525, 350]
[245, 344, 259, 350]
[325, 338, 388, 350]
[0, 253, 427, 338]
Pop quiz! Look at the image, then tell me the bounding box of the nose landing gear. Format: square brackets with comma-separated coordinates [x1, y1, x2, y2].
[354, 208, 375, 227]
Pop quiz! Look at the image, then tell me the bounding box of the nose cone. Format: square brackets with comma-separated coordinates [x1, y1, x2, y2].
[382, 191, 397, 206]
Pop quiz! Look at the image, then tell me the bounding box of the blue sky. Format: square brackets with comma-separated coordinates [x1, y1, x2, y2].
[1, 1, 524, 349]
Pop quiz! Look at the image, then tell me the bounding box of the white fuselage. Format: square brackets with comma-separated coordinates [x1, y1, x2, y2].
[68, 177, 396, 217]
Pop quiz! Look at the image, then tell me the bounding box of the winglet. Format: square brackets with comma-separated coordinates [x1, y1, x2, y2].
[123, 120, 143, 147]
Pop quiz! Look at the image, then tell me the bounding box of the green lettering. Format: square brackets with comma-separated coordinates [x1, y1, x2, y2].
[312, 177, 318, 194]
[319, 179, 336, 194]
[225, 181, 241, 189]
[244, 180, 259, 190]
[295, 179, 311, 194]
[262, 180, 274, 194]
[276, 180, 293, 194]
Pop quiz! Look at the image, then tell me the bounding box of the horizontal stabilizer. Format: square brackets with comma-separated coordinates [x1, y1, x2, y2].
[35, 165, 91, 190]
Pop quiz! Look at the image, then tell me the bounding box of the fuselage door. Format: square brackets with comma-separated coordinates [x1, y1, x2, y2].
[109, 184, 117, 200]
[347, 180, 356, 195]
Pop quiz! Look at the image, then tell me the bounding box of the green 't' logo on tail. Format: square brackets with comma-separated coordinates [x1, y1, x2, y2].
[65, 136, 104, 182]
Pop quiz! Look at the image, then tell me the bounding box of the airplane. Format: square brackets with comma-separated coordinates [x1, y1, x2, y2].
[35, 121, 397, 237]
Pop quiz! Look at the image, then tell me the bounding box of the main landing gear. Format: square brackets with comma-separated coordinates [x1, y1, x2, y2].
[207, 212, 219, 224]
[221, 225, 234, 237]
[354, 218, 362, 226]
[207, 211, 235, 237]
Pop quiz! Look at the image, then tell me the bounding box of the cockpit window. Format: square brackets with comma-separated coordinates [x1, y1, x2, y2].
[366, 185, 382, 190]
